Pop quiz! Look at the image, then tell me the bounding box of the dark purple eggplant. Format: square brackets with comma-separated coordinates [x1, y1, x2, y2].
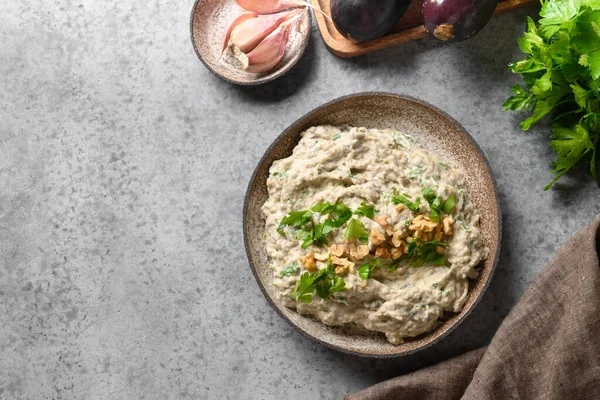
[331, 0, 410, 43]
[422, 0, 498, 42]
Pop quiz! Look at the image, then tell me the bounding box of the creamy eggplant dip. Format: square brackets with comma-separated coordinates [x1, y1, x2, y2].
[261, 125, 488, 344]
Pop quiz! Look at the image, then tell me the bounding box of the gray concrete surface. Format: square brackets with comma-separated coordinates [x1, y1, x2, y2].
[1, 1, 599, 399]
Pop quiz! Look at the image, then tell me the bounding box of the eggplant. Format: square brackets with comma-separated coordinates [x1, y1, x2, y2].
[422, 0, 498, 42]
[331, 0, 410, 43]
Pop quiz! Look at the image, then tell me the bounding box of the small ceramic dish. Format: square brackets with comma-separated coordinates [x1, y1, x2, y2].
[243, 92, 502, 357]
[190, 0, 311, 85]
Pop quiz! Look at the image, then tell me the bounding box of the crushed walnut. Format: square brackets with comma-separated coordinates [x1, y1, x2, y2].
[349, 243, 369, 260]
[300, 252, 316, 271]
[369, 227, 386, 246]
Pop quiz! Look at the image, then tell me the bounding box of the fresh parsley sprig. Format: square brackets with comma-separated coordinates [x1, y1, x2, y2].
[278, 201, 374, 248]
[354, 202, 375, 219]
[290, 255, 347, 303]
[391, 193, 421, 212]
[503, 0, 600, 189]
[389, 239, 449, 270]
[421, 187, 455, 222]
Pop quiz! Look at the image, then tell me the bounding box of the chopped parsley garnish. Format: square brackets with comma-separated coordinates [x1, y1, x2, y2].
[290, 256, 347, 303]
[332, 133, 341, 140]
[421, 187, 455, 222]
[439, 162, 448, 170]
[344, 219, 369, 244]
[354, 202, 375, 219]
[280, 261, 300, 278]
[442, 195, 455, 214]
[279, 201, 374, 248]
[290, 272, 320, 303]
[389, 239, 449, 270]
[329, 202, 353, 227]
[358, 258, 381, 280]
[311, 202, 335, 214]
[272, 170, 288, 180]
[406, 166, 423, 178]
[393, 132, 405, 147]
[391, 194, 421, 212]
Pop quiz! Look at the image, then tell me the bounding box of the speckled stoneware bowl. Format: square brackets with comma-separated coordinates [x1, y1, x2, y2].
[244, 92, 502, 357]
[190, 0, 311, 85]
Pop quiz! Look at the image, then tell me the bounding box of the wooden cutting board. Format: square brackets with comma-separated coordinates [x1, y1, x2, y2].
[310, 0, 537, 57]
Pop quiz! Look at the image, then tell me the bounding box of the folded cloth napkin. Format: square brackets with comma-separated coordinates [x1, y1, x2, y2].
[345, 215, 600, 400]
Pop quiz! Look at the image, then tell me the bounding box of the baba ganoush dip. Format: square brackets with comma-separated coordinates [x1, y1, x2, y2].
[261, 125, 488, 344]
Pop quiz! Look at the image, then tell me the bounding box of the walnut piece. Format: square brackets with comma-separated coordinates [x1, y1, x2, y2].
[349, 244, 369, 260]
[300, 252, 316, 271]
[443, 215, 454, 236]
[369, 227, 386, 246]
[390, 247, 403, 260]
[375, 246, 391, 259]
[313, 252, 328, 261]
[391, 231, 403, 248]
[329, 244, 346, 257]
[409, 215, 438, 233]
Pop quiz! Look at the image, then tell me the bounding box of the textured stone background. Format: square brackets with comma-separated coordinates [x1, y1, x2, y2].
[1, 1, 599, 399]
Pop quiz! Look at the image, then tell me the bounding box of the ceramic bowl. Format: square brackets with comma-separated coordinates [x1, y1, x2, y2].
[190, 0, 311, 85]
[243, 92, 502, 357]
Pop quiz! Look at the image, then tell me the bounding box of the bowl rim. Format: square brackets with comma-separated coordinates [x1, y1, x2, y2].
[189, 0, 312, 86]
[243, 91, 503, 358]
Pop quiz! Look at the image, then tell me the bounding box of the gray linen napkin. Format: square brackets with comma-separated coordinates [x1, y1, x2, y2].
[345, 215, 600, 400]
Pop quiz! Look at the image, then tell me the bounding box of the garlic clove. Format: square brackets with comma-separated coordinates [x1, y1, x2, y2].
[228, 9, 299, 54]
[245, 23, 291, 66]
[221, 11, 258, 54]
[235, 0, 307, 14]
[243, 17, 297, 73]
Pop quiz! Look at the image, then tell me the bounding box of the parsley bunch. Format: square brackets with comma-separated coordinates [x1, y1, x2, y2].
[503, 0, 600, 189]
[291, 256, 347, 303]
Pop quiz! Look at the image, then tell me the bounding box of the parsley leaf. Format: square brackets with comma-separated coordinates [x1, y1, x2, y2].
[421, 187, 453, 222]
[391, 194, 421, 212]
[329, 202, 353, 228]
[358, 258, 381, 280]
[291, 272, 320, 303]
[344, 219, 369, 243]
[442, 195, 455, 214]
[389, 239, 449, 270]
[354, 202, 375, 219]
[545, 123, 595, 189]
[311, 202, 335, 214]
